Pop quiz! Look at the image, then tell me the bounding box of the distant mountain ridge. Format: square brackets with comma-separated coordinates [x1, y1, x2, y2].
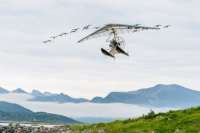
[91, 84, 200, 108]
[30, 93, 89, 103]
[0, 101, 79, 124]
[31, 89, 44, 97]
[0, 87, 89, 103]
[12, 88, 27, 94]
[1, 84, 200, 108]
[0, 87, 9, 94]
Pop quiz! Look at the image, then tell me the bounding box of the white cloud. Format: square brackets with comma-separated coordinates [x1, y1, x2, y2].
[0, 93, 174, 118]
[0, 0, 199, 98]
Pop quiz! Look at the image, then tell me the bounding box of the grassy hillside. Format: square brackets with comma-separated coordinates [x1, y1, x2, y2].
[70, 107, 200, 133]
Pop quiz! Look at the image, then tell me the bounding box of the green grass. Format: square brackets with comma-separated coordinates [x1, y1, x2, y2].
[69, 107, 200, 133]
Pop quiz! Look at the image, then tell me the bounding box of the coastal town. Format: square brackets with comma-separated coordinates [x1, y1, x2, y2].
[0, 123, 71, 133]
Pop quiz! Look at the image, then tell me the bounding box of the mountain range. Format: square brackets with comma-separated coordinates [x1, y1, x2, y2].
[91, 84, 200, 108]
[0, 101, 79, 124]
[0, 87, 9, 94]
[1, 84, 200, 108]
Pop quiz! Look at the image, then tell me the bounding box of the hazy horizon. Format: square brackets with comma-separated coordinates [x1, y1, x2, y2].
[0, 83, 199, 99]
[0, 93, 175, 119]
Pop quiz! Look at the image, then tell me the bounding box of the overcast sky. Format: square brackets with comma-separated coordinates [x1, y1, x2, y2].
[0, 0, 199, 99]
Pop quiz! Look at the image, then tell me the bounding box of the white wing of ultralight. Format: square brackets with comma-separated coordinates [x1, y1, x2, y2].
[77, 24, 160, 43]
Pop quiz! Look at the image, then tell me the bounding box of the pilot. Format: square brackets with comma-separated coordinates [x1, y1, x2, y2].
[110, 39, 120, 48]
